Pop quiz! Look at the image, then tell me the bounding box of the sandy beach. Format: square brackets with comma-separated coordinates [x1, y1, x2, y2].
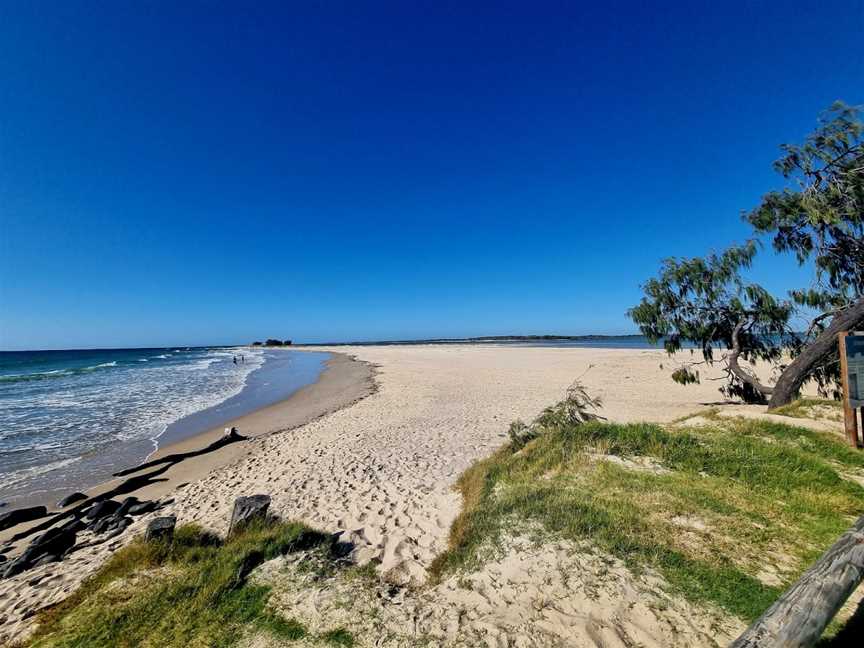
[0, 344, 831, 645]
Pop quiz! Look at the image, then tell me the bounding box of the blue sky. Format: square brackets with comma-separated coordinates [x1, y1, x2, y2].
[1, 1, 861, 350]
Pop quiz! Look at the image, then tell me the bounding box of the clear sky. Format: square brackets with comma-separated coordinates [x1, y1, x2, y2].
[1, 1, 861, 350]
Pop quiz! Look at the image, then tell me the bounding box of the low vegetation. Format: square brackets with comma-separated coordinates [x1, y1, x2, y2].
[770, 397, 843, 422]
[432, 396, 864, 627]
[22, 394, 861, 645]
[26, 521, 355, 648]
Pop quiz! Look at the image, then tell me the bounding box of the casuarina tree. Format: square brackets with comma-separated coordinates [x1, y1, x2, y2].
[629, 101, 864, 407]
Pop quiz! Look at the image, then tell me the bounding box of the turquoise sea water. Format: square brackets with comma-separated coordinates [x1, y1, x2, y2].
[0, 347, 327, 508]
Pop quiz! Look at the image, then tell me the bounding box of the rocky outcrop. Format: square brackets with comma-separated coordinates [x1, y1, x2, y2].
[90, 514, 132, 536]
[127, 500, 158, 515]
[0, 496, 171, 579]
[57, 493, 87, 508]
[84, 500, 121, 521]
[2, 526, 76, 578]
[0, 506, 48, 532]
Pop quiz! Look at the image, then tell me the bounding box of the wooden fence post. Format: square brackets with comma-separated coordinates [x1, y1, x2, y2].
[839, 332, 861, 448]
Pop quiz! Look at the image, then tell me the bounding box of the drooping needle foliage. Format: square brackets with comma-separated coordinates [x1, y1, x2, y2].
[630, 101, 864, 407]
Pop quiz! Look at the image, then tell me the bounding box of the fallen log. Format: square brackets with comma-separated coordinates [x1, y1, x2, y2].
[730, 515, 864, 647]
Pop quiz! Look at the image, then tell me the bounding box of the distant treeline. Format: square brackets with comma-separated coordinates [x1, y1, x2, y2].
[251, 339, 292, 347]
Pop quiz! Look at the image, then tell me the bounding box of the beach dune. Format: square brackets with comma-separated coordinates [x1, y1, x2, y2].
[0, 344, 818, 645]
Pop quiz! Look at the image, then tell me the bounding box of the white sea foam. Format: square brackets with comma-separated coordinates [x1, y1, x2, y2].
[0, 346, 267, 501]
[2, 456, 82, 488]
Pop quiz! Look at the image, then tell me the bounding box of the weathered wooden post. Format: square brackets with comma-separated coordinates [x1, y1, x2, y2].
[145, 516, 176, 542]
[228, 495, 271, 537]
[730, 515, 864, 647]
[839, 332, 860, 448]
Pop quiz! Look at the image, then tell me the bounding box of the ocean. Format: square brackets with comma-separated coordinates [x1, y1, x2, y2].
[0, 347, 328, 508]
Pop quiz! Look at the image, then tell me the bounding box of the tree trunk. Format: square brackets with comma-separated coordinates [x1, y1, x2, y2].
[728, 320, 775, 398]
[768, 297, 864, 409]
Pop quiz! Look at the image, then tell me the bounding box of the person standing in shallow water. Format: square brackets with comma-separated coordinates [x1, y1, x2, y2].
[232, 356, 237, 365]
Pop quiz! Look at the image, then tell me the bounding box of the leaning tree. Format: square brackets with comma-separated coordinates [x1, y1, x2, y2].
[629, 102, 864, 408]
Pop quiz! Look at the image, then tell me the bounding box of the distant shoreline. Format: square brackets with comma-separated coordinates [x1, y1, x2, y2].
[299, 334, 649, 347]
[0, 335, 646, 354]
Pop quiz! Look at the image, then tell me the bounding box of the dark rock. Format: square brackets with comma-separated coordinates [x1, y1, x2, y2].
[228, 495, 270, 536]
[2, 525, 76, 579]
[33, 554, 60, 568]
[59, 519, 86, 534]
[145, 516, 176, 542]
[57, 492, 88, 508]
[90, 516, 114, 534]
[28, 526, 77, 558]
[0, 554, 6, 563]
[92, 514, 133, 535]
[115, 497, 139, 517]
[84, 499, 121, 522]
[0, 506, 48, 532]
[127, 500, 157, 516]
[103, 517, 133, 540]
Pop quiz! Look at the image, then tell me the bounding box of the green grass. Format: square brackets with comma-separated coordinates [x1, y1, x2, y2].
[27, 521, 356, 648]
[320, 629, 355, 646]
[770, 397, 843, 421]
[430, 416, 864, 623]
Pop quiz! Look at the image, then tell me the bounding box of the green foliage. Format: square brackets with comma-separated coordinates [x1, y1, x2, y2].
[749, 101, 864, 302]
[432, 415, 864, 623]
[508, 381, 604, 449]
[27, 521, 353, 647]
[507, 420, 537, 450]
[538, 380, 605, 427]
[630, 101, 864, 402]
[671, 366, 700, 385]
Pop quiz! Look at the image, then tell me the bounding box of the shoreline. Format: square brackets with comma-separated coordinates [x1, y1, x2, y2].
[0, 344, 829, 645]
[147, 348, 332, 454]
[0, 351, 376, 543]
[0, 346, 279, 512]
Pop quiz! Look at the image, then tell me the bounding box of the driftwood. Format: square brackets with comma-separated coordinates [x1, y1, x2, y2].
[731, 515, 864, 647]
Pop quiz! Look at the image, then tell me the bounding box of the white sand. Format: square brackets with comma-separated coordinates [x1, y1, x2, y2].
[0, 345, 828, 645]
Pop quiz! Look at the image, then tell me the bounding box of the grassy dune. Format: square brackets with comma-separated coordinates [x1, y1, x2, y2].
[26, 522, 355, 648]
[431, 405, 864, 626]
[23, 397, 862, 645]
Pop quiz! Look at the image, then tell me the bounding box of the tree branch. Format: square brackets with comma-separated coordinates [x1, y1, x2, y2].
[727, 320, 775, 396]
